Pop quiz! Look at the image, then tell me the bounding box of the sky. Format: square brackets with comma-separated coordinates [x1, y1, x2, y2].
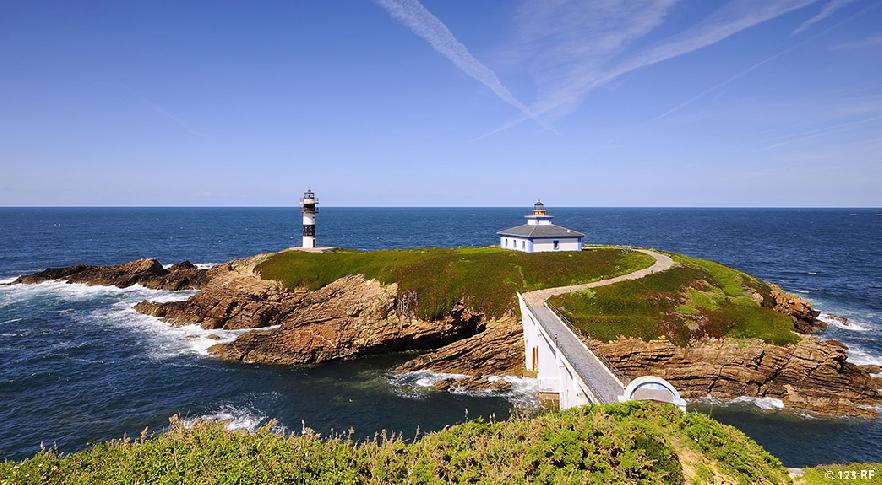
[1, 0, 881, 207]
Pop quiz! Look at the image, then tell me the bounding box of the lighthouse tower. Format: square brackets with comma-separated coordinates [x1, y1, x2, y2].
[300, 189, 318, 248]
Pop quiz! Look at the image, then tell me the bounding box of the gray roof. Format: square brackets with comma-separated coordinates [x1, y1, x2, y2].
[497, 224, 585, 238]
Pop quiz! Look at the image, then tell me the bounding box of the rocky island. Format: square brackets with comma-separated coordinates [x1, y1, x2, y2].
[10, 246, 882, 417]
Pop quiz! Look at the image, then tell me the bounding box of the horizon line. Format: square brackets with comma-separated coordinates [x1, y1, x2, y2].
[1, 205, 881, 210]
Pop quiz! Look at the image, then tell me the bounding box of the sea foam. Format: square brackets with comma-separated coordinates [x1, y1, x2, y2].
[183, 405, 267, 432]
[0, 279, 265, 359]
[819, 313, 872, 332]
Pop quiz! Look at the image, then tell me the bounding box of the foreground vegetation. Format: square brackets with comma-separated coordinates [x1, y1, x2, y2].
[257, 246, 654, 319]
[1, 402, 791, 484]
[549, 253, 799, 345]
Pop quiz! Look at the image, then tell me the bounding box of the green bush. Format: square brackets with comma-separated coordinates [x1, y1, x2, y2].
[257, 247, 654, 320]
[0, 402, 791, 484]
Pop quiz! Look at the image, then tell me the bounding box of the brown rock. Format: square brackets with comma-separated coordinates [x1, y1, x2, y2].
[594, 336, 882, 418]
[771, 285, 825, 333]
[396, 317, 524, 378]
[12, 258, 207, 291]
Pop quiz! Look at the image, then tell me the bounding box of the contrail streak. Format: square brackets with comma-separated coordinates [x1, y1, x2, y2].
[375, 0, 552, 131]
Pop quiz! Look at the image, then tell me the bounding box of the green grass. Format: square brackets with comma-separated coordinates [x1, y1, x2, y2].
[0, 402, 791, 484]
[256, 247, 655, 320]
[800, 464, 882, 484]
[548, 253, 799, 346]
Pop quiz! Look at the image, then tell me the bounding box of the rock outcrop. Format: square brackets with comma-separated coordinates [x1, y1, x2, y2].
[594, 336, 882, 417]
[135, 256, 486, 365]
[395, 317, 525, 392]
[12, 259, 207, 291]
[134, 257, 294, 330]
[771, 284, 825, 333]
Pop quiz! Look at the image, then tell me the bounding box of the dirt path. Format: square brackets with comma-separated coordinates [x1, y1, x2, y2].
[523, 248, 675, 306]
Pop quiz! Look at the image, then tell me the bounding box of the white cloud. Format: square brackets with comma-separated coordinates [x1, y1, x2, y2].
[480, 0, 821, 138]
[793, 0, 856, 34]
[832, 34, 882, 50]
[374, 0, 549, 129]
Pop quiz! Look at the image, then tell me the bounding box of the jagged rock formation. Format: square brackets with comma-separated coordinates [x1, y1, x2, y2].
[134, 256, 485, 364]
[771, 284, 825, 333]
[11, 259, 207, 291]
[395, 317, 525, 392]
[594, 336, 882, 417]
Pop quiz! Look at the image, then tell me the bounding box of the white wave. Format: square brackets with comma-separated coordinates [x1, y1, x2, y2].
[0, 276, 19, 284]
[184, 406, 266, 432]
[1, 318, 22, 324]
[389, 370, 538, 406]
[846, 346, 882, 368]
[729, 396, 785, 411]
[161, 263, 216, 270]
[87, 299, 278, 359]
[394, 370, 466, 388]
[387, 370, 466, 399]
[0, 279, 195, 302]
[818, 313, 872, 332]
[696, 395, 785, 411]
[476, 375, 539, 406]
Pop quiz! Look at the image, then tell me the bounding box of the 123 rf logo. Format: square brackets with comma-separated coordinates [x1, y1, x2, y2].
[823, 468, 877, 481]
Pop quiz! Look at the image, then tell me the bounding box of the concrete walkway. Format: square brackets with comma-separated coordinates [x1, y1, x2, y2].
[522, 248, 675, 403]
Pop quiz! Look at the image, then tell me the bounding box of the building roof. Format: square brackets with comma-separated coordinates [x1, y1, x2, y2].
[497, 224, 585, 238]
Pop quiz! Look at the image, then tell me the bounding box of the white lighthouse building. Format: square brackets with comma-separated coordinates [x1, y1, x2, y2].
[300, 189, 318, 248]
[497, 200, 584, 253]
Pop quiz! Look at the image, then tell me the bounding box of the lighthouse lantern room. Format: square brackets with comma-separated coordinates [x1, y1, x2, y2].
[301, 189, 318, 248]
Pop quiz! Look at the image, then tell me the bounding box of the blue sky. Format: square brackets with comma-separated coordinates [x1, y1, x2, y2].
[1, 0, 881, 207]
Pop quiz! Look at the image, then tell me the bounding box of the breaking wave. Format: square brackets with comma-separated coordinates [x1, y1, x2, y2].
[696, 396, 785, 411]
[183, 405, 267, 432]
[0, 279, 278, 359]
[819, 313, 872, 332]
[388, 370, 538, 406]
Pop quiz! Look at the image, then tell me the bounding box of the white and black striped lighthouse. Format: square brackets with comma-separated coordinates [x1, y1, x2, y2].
[300, 189, 318, 248]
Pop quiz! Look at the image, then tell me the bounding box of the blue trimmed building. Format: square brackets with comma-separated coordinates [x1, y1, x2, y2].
[497, 201, 584, 253]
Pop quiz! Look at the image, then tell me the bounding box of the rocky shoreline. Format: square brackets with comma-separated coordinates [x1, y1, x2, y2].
[8, 254, 882, 417]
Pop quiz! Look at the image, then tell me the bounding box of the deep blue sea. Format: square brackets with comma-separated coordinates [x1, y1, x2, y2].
[1, 207, 881, 466]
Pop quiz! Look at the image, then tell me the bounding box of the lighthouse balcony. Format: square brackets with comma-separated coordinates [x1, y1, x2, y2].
[301, 203, 318, 213]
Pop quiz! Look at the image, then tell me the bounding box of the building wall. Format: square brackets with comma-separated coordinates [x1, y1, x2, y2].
[530, 237, 581, 252]
[500, 236, 532, 252]
[500, 236, 583, 253]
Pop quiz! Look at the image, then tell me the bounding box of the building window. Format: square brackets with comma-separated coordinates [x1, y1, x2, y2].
[553, 240, 559, 250]
[521, 240, 525, 250]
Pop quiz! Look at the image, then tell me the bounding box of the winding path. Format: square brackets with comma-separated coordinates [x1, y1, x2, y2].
[522, 248, 676, 403]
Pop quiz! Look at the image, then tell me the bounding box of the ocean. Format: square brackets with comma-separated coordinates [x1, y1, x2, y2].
[1, 207, 880, 466]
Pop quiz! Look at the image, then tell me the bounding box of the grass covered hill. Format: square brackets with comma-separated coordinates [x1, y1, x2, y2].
[257, 247, 654, 320]
[548, 253, 800, 346]
[0, 402, 791, 484]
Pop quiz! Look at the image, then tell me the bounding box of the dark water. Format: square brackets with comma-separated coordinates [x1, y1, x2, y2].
[1, 207, 880, 466]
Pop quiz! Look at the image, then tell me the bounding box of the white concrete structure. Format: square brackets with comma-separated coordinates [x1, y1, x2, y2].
[520, 294, 596, 408]
[620, 376, 687, 411]
[498, 201, 584, 253]
[520, 291, 687, 412]
[300, 189, 318, 248]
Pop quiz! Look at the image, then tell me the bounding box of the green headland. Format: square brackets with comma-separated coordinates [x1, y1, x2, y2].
[548, 252, 800, 346]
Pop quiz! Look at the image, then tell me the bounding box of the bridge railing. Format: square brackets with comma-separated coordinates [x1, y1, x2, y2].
[556, 313, 630, 386]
